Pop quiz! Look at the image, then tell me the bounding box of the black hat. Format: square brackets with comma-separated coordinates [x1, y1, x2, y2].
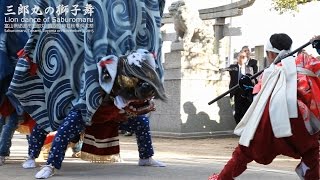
[269, 33, 293, 51]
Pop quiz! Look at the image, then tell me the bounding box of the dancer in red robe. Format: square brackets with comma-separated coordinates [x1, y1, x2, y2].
[209, 33, 320, 180]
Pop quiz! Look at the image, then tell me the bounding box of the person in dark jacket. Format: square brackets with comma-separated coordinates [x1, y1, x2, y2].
[241, 46, 258, 74]
[228, 48, 258, 124]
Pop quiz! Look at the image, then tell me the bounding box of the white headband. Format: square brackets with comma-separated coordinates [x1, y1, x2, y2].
[265, 39, 281, 53]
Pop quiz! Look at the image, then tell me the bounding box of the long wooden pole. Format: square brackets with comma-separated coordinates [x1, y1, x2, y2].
[208, 41, 311, 105]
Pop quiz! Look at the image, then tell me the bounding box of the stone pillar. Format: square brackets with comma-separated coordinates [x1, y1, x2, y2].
[213, 17, 226, 55]
[254, 45, 264, 70]
[149, 42, 236, 138]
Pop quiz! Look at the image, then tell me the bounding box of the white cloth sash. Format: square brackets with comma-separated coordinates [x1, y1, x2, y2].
[234, 56, 297, 147]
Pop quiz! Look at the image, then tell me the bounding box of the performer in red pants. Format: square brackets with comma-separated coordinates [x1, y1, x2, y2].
[209, 33, 320, 180]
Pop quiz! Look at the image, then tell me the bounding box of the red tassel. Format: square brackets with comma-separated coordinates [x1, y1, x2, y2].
[99, 59, 113, 68]
[25, 56, 38, 76]
[17, 49, 38, 76]
[17, 49, 25, 58]
[29, 63, 38, 76]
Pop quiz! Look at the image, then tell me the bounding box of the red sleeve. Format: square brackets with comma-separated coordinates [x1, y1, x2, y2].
[252, 75, 263, 94]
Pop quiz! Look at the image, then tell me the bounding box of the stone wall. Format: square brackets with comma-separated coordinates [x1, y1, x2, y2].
[146, 0, 256, 138]
[149, 43, 236, 138]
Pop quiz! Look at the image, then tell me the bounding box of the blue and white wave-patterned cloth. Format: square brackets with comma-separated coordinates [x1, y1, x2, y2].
[0, 0, 29, 107]
[9, 0, 165, 132]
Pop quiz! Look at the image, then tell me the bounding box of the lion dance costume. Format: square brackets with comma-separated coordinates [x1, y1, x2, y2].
[8, 0, 166, 178]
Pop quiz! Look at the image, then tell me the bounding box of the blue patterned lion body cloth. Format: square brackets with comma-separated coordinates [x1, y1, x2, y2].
[9, 0, 166, 132]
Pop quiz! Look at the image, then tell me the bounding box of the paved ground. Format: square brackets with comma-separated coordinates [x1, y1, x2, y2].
[0, 133, 301, 180]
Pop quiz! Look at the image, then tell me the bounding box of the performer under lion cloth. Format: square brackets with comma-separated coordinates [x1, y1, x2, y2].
[209, 33, 320, 180]
[8, 0, 166, 179]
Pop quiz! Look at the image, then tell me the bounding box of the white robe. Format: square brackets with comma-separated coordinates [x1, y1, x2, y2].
[234, 56, 298, 147]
